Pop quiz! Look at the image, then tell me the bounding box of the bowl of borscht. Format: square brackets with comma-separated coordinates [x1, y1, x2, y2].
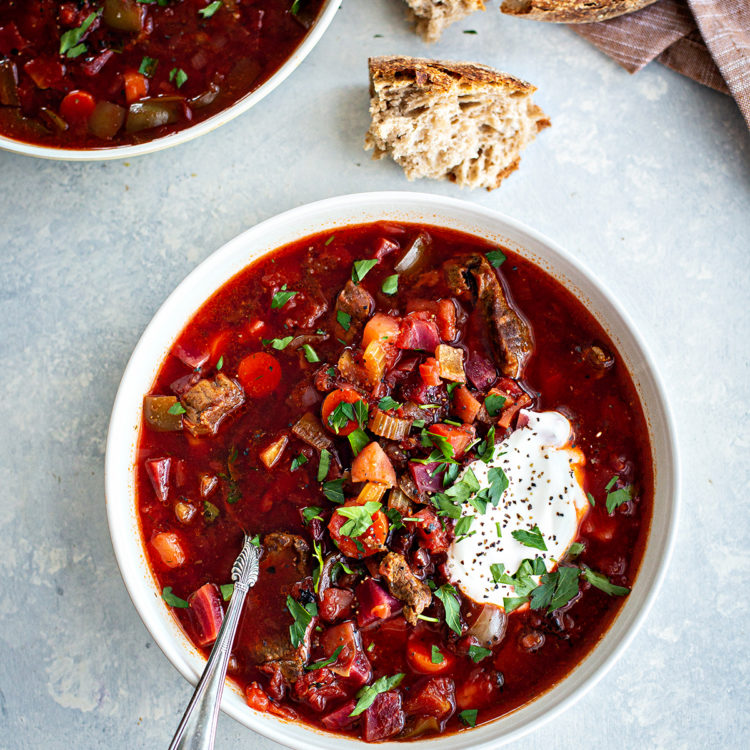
[106, 192, 678, 747]
[0, 0, 340, 160]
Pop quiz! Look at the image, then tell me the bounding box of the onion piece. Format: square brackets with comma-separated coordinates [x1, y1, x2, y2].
[292, 412, 333, 451]
[435, 344, 466, 383]
[466, 604, 507, 648]
[143, 395, 183, 432]
[394, 232, 431, 274]
[259, 434, 288, 469]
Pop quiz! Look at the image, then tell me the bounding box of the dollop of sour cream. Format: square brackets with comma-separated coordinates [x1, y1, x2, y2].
[445, 410, 588, 610]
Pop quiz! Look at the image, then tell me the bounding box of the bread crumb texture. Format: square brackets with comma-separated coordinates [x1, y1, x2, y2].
[404, 0, 485, 43]
[365, 56, 550, 191]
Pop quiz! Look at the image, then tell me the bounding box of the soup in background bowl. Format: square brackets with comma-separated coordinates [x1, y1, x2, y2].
[106, 192, 678, 748]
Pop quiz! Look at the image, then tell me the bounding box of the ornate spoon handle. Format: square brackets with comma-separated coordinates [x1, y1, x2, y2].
[168, 535, 260, 750]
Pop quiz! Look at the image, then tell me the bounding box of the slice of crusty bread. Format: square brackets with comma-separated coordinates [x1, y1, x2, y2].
[404, 0, 485, 43]
[364, 56, 550, 191]
[500, 0, 658, 23]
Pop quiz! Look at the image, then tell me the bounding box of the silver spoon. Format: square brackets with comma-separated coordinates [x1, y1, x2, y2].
[168, 534, 260, 750]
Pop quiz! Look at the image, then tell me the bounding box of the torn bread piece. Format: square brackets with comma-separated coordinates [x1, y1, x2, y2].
[500, 0, 658, 23]
[404, 0, 485, 43]
[365, 56, 550, 191]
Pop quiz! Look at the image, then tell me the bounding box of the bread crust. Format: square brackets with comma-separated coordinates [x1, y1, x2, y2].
[369, 56, 537, 97]
[500, 0, 658, 23]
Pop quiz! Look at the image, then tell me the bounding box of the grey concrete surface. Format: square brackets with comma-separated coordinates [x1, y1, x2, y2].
[1, 2, 748, 749]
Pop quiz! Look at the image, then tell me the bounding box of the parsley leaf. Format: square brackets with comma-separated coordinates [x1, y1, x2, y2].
[336, 310, 351, 331]
[353, 399, 369, 428]
[349, 673, 405, 717]
[430, 645, 444, 664]
[301, 344, 320, 363]
[250, 534, 260, 547]
[347, 428, 369, 456]
[317, 449, 331, 482]
[199, 1, 222, 19]
[161, 587, 189, 608]
[530, 566, 580, 612]
[454, 514, 475, 542]
[586, 492, 596, 507]
[302, 506, 323, 525]
[328, 401, 356, 433]
[139, 56, 159, 78]
[262, 336, 293, 350]
[286, 595, 316, 648]
[486, 466, 509, 506]
[169, 67, 188, 88]
[220, 583, 234, 601]
[606, 482, 633, 514]
[322, 478, 344, 504]
[215, 355, 223, 371]
[352, 259, 378, 284]
[468, 644, 492, 663]
[290, 454, 308, 471]
[503, 596, 528, 613]
[434, 584, 461, 635]
[378, 396, 401, 411]
[305, 645, 343, 671]
[381, 274, 399, 295]
[167, 402, 186, 415]
[459, 709, 478, 727]
[567, 542, 585, 559]
[490, 563, 505, 583]
[511, 525, 547, 551]
[486, 249, 506, 268]
[484, 393, 506, 417]
[59, 11, 100, 58]
[271, 285, 296, 309]
[336, 501, 381, 537]
[583, 567, 630, 596]
[324, 234, 335, 246]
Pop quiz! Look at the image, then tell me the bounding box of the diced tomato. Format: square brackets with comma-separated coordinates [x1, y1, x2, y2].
[419, 357, 441, 387]
[351, 441, 397, 487]
[406, 633, 456, 675]
[452, 386, 481, 424]
[436, 299, 458, 341]
[321, 387, 361, 436]
[403, 676, 456, 720]
[409, 507, 450, 554]
[151, 531, 186, 568]
[455, 667, 502, 710]
[59, 90, 96, 122]
[237, 352, 281, 397]
[319, 621, 371, 684]
[293, 668, 347, 711]
[319, 587, 354, 623]
[427, 423, 474, 458]
[123, 70, 148, 104]
[328, 500, 389, 559]
[145, 457, 171, 503]
[188, 583, 224, 646]
[373, 237, 399, 260]
[245, 682, 270, 712]
[362, 313, 400, 349]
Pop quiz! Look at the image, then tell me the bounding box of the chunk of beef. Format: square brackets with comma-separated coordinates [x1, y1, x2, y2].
[238, 533, 312, 683]
[180, 373, 244, 436]
[379, 552, 432, 626]
[444, 254, 533, 378]
[335, 280, 374, 342]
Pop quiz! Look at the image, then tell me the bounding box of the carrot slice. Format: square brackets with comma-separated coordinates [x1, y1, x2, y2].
[362, 313, 400, 349]
[351, 442, 397, 487]
[59, 90, 96, 122]
[321, 387, 362, 436]
[237, 352, 281, 397]
[123, 70, 148, 104]
[151, 532, 186, 568]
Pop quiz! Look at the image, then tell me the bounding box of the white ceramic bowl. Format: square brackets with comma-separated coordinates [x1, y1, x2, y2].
[0, 1, 341, 162]
[106, 192, 679, 749]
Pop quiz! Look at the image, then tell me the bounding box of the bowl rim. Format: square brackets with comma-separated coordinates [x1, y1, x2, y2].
[0, 0, 341, 162]
[105, 191, 679, 749]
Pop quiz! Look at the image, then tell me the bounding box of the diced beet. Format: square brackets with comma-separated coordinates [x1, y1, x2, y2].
[170, 372, 201, 396]
[398, 315, 440, 352]
[321, 700, 358, 731]
[357, 579, 401, 628]
[320, 587, 355, 624]
[465, 355, 497, 391]
[172, 342, 209, 370]
[293, 668, 348, 711]
[145, 457, 171, 503]
[404, 677, 456, 720]
[409, 462, 444, 494]
[373, 237, 399, 260]
[346, 650, 373, 690]
[320, 621, 372, 686]
[362, 690, 405, 742]
[188, 583, 224, 647]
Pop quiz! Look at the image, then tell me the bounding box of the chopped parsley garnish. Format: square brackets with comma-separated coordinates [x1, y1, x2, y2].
[385, 507, 404, 531]
[312, 539, 324, 593]
[486, 466, 509, 506]
[305, 645, 343, 671]
[605, 478, 633, 514]
[495, 521, 503, 538]
[454, 514, 475, 542]
[459, 709, 478, 727]
[349, 673, 405, 717]
[324, 234, 335, 246]
[220, 583, 234, 601]
[301, 344, 320, 363]
[317, 449, 331, 482]
[490, 563, 505, 583]
[203, 500, 220, 522]
[59, 11, 100, 58]
[484, 393, 506, 417]
[336, 310, 352, 331]
[215, 355, 223, 371]
[262, 336, 293, 350]
[582, 567, 630, 596]
[586, 492, 596, 507]
[381, 274, 399, 295]
[199, 1, 223, 19]
[353, 399, 369, 428]
[286, 595, 316, 648]
[167, 402, 186, 415]
[347, 428, 369, 456]
[322, 478, 344, 504]
[290, 453, 307, 471]
[434, 584, 461, 635]
[446, 382, 459, 397]
[302, 506, 324, 525]
[290, 0, 304, 15]
[249, 534, 260, 547]
[530, 566, 580, 612]
[486, 249, 506, 268]
[477, 426, 496, 462]
[567, 542, 585, 559]
[271, 284, 296, 309]
[336, 501, 381, 537]
[169, 68, 188, 88]
[162, 587, 189, 608]
[378, 396, 401, 411]
[328, 401, 356, 433]
[139, 56, 159, 78]
[511, 524, 547, 551]
[468, 644, 492, 663]
[430, 645, 444, 664]
[352, 259, 378, 284]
